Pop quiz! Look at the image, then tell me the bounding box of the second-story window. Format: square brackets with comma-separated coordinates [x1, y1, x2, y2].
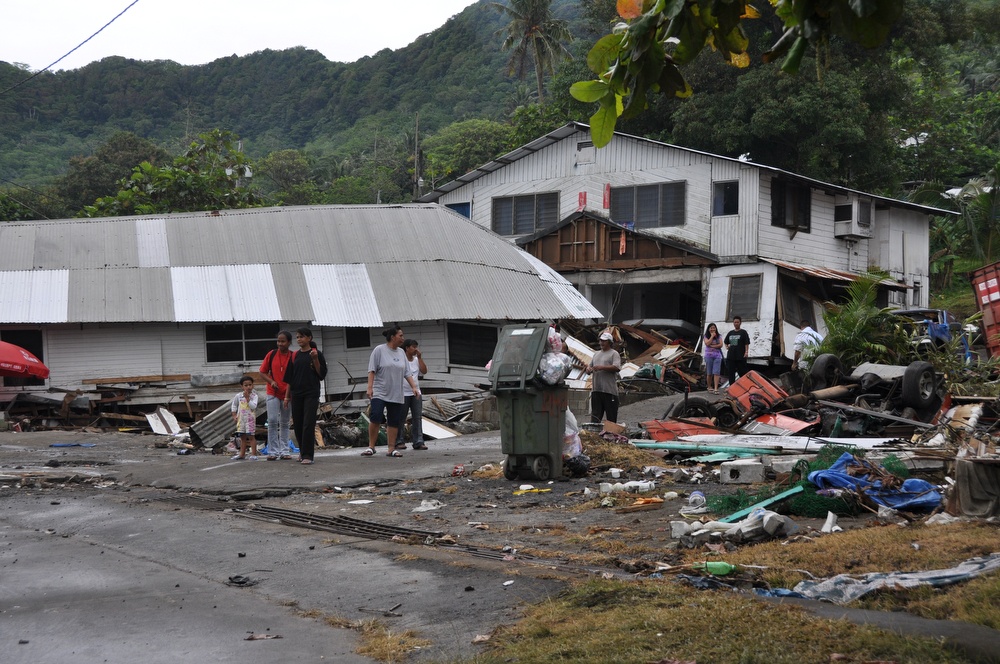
[491, 193, 559, 235]
[610, 182, 685, 228]
[771, 178, 811, 232]
[712, 181, 739, 216]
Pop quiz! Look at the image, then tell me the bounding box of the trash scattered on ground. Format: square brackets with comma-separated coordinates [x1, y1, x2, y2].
[244, 633, 282, 640]
[793, 553, 1000, 604]
[412, 499, 446, 512]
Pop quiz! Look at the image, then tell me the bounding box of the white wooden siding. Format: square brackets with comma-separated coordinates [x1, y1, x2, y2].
[438, 129, 718, 250]
[704, 263, 778, 359]
[756, 176, 859, 269]
[436, 132, 932, 305]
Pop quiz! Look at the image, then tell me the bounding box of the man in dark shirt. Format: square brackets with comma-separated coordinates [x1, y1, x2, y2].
[724, 316, 750, 387]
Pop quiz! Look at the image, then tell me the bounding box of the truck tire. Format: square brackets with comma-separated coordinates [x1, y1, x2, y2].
[671, 395, 717, 419]
[713, 402, 739, 429]
[902, 361, 936, 409]
[810, 354, 844, 390]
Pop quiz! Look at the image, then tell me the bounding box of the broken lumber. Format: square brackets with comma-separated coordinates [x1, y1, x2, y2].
[83, 374, 191, 385]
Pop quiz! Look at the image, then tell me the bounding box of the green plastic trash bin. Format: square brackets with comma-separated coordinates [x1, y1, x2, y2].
[488, 323, 566, 481]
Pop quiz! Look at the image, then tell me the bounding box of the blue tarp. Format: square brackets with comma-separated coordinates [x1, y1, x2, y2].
[808, 452, 941, 512]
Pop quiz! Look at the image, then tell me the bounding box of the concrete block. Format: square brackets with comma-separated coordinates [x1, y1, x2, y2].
[720, 459, 766, 484]
[765, 455, 815, 473]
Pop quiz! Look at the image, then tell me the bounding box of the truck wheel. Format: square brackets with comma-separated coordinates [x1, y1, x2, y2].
[672, 395, 716, 419]
[531, 455, 551, 481]
[713, 402, 739, 428]
[502, 457, 518, 481]
[810, 354, 844, 390]
[902, 361, 936, 409]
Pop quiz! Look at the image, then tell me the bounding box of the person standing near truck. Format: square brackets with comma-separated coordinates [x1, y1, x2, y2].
[791, 320, 824, 372]
[724, 316, 750, 386]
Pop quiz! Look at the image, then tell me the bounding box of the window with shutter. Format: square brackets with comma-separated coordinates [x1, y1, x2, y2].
[609, 181, 686, 228]
[490, 193, 559, 235]
[726, 275, 762, 321]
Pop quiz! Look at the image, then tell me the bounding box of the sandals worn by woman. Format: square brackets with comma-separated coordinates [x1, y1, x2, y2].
[387, 449, 403, 457]
[361, 448, 375, 457]
[300, 459, 314, 465]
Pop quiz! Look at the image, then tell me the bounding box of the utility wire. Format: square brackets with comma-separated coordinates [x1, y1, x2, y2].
[0, 0, 142, 98]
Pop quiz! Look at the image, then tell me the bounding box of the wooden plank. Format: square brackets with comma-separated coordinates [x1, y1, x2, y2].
[615, 501, 664, 514]
[422, 418, 460, 440]
[82, 374, 191, 385]
[98, 411, 151, 423]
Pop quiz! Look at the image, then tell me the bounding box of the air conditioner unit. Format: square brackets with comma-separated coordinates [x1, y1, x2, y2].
[833, 198, 873, 239]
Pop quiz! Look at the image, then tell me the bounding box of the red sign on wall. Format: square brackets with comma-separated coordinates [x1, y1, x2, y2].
[603, 183, 610, 209]
[578, 191, 586, 210]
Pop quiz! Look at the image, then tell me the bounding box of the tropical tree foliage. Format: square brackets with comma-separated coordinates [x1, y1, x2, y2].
[421, 119, 515, 186]
[819, 273, 912, 369]
[571, 0, 907, 147]
[61, 131, 170, 212]
[81, 130, 261, 216]
[493, 0, 574, 103]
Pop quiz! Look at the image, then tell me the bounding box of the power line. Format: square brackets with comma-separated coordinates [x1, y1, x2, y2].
[0, 0, 142, 98]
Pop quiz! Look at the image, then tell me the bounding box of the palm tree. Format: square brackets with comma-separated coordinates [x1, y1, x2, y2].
[492, 0, 573, 104]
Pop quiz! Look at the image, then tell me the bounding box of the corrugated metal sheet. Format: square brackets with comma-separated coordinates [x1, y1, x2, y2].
[304, 263, 383, 327]
[0, 205, 600, 324]
[170, 265, 282, 322]
[0, 224, 36, 270]
[762, 258, 908, 290]
[0, 269, 70, 323]
[136, 218, 170, 268]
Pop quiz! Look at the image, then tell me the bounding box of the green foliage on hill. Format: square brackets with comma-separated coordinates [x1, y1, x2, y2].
[0, 0, 997, 245]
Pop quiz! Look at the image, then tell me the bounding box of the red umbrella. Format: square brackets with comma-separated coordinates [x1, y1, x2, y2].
[0, 340, 50, 380]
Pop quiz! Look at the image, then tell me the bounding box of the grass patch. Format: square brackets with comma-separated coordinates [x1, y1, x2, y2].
[354, 618, 432, 663]
[710, 522, 1000, 630]
[582, 431, 662, 470]
[471, 578, 979, 664]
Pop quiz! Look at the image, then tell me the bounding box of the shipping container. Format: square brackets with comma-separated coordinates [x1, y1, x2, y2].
[970, 261, 1000, 357]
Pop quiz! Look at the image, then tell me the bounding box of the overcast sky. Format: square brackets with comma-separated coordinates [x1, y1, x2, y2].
[0, 0, 481, 72]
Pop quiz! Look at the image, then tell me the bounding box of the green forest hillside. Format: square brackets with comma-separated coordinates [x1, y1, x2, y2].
[0, 0, 534, 184]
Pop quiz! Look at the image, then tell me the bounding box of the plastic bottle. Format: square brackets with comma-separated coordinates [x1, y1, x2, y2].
[693, 561, 736, 575]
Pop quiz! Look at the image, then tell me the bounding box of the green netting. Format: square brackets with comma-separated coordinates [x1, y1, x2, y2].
[701, 445, 909, 519]
[879, 454, 910, 479]
[705, 480, 861, 518]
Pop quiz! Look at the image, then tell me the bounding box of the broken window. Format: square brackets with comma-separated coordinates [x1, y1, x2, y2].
[712, 181, 739, 216]
[779, 281, 817, 328]
[491, 192, 559, 235]
[726, 275, 762, 321]
[771, 178, 811, 232]
[610, 181, 685, 228]
[447, 322, 498, 368]
[206, 323, 280, 363]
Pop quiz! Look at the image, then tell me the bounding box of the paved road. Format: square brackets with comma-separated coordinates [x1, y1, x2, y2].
[0, 429, 563, 663]
[3, 402, 999, 664]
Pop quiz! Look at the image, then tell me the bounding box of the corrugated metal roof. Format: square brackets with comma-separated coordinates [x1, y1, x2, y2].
[762, 258, 909, 290]
[417, 122, 958, 218]
[0, 205, 602, 324]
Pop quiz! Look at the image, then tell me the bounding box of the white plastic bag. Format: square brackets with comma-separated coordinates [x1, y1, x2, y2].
[537, 352, 572, 385]
[546, 326, 563, 353]
[563, 407, 582, 458]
